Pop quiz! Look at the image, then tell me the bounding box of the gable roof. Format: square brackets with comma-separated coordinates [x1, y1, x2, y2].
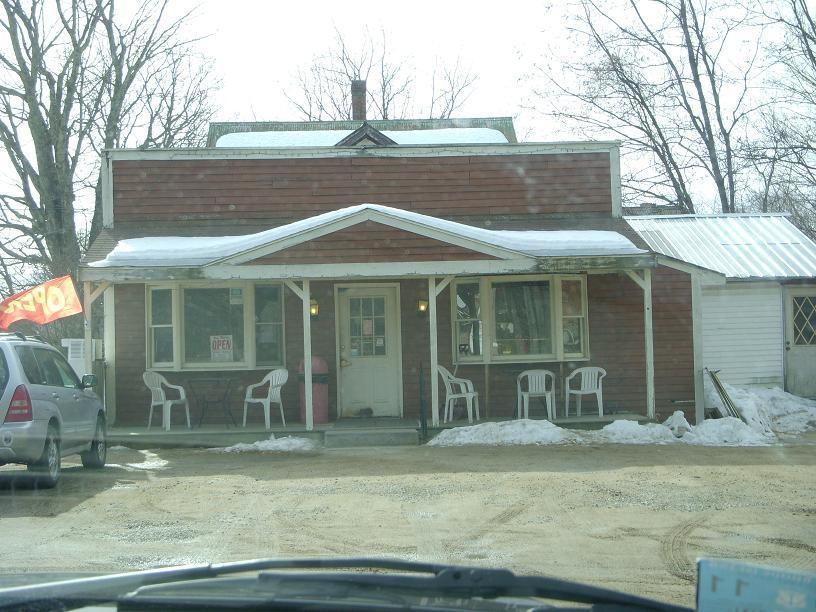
[625, 213, 816, 280]
[89, 203, 645, 268]
[334, 122, 397, 146]
[208, 117, 517, 147]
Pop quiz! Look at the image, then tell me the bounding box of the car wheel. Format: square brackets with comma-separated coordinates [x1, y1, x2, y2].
[28, 424, 61, 488]
[81, 415, 107, 469]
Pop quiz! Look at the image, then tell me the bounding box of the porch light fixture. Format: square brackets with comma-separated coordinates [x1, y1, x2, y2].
[417, 298, 429, 315]
[309, 298, 319, 318]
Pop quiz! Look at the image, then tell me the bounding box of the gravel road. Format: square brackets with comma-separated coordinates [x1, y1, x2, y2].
[1, 441, 814, 607]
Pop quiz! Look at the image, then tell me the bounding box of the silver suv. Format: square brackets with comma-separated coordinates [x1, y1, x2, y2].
[0, 333, 106, 487]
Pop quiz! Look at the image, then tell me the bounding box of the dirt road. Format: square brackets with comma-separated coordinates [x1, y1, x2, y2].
[1, 441, 815, 607]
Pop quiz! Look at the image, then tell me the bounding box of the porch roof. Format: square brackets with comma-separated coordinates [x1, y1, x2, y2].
[87, 203, 646, 270]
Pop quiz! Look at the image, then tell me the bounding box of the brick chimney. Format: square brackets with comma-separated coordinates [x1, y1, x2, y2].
[351, 80, 366, 121]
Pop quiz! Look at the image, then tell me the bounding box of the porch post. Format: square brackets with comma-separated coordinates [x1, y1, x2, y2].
[302, 279, 313, 430]
[83, 281, 93, 375]
[691, 273, 705, 424]
[428, 277, 440, 426]
[643, 268, 655, 419]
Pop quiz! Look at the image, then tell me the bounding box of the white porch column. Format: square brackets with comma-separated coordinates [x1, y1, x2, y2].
[83, 281, 93, 375]
[302, 279, 313, 431]
[691, 273, 705, 424]
[428, 277, 440, 427]
[625, 269, 655, 420]
[643, 268, 655, 419]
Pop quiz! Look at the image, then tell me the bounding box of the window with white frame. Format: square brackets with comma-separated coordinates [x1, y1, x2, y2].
[149, 288, 174, 366]
[255, 285, 284, 365]
[146, 283, 285, 370]
[452, 275, 588, 363]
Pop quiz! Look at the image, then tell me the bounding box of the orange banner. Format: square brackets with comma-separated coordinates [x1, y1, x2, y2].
[0, 276, 83, 330]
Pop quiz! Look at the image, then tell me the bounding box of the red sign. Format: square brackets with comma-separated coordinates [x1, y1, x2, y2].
[0, 276, 83, 330]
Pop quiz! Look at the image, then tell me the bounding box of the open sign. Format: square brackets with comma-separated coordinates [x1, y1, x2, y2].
[0, 276, 83, 330]
[210, 335, 233, 362]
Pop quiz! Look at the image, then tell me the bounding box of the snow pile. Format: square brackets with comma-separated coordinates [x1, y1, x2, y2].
[592, 419, 678, 444]
[428, 419, 578, 447]
[663, 411, 693, 437]
[212, 435, 319, 454]
[706, 382, 816, 435]
[682, 417, 774, 446]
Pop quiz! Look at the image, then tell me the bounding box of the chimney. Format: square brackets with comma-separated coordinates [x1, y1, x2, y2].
[351, 80, 366, 121]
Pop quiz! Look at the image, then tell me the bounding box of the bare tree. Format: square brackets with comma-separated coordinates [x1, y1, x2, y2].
[287, 28, 475, 121]
[0, 0, 218, 284]
[744, 0, 816, 235]
[535, 0, 765, 213]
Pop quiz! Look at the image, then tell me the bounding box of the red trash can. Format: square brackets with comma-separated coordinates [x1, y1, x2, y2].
[299, 357, 329, 424]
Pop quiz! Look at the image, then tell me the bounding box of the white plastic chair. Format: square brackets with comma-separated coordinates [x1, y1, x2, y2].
[243, 369, 288, 430]
[565, 367, 606, 417]
[143, 371, 191, 432]
[517, 370, 556, 421]
[437, 365, 479, 423]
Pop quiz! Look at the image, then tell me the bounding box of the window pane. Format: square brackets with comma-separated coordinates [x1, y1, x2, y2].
[151, 289, 172, 325]
[562, 280, 583, 316]
[493, 281, 552, 356]
[256, 323, 283, 365]
[456, 283, 480, 320]
[255, 286, 282, 323]
[15, 346, 44, 385]
[183, 288, 245, 363]
[153, 327, 174, 363]
[456, 321, 483, 357]
[563, 318, 584, 354]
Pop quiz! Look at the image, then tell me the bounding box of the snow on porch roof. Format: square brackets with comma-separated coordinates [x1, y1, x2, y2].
[215, 127, 508, 148]
[626, 213, 816, 280]
[88, 204, 645, 268]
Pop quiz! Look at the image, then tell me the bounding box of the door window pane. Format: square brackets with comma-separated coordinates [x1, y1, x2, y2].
[492, 281, 552, 356]
[255, 285, 284, 365]
[34, 349, 79, 388]
[349, 296, 386, 357]
[184, 288, 245, 363]
[792, 296, 815, 345]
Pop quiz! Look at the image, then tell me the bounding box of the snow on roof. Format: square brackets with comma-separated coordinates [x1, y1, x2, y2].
[626, 214, 816, 279]
[89, 204, 645, 268]
[215, 127, 508, 148]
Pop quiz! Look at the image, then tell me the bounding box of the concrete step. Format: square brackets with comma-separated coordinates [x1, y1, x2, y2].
[323, 427, 419, 448]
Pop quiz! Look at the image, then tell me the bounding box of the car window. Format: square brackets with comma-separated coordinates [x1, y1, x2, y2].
[0, 349, 7, 396]
[34, 348, 80, 389]
[15, 345, 45, 385]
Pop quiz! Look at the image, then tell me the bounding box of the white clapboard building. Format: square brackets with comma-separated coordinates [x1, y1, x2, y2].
[627, 214, 816, 398]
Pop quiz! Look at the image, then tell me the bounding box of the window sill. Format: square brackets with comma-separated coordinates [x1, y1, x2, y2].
[453, 355, 590, 365]
[148, 365, 285, 373]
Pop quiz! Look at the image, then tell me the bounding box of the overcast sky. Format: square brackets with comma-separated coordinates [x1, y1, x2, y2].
[182, 0, 556, 139]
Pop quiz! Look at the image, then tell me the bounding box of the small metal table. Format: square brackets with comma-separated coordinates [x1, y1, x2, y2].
[189, 377, 237, 428]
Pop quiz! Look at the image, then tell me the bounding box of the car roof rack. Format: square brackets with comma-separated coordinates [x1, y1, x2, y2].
[0, 331, 50, 343]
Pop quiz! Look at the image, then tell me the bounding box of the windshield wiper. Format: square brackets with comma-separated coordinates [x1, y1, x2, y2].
[0, 557, 691, 611]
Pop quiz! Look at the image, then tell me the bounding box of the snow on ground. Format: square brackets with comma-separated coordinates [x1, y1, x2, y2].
[429, 403, 789, 448]
[211, 435, 319, 454]
[706, 381, 816, 435]
[682, 417, 774, 446]
[428, 419, 578, 447]
[590, 420, 678, 445]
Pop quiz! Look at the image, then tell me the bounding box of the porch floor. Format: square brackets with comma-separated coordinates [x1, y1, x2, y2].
[107, 413, 649, 449]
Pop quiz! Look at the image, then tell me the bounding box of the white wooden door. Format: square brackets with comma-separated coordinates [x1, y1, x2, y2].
[785, 287, 816, 398]
[337, 285, 402, 417]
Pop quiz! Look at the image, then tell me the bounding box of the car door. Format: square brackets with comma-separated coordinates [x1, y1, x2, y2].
[14, 345, 62, 430]
[32, 348, 85, 448]
[50, 349, 99, 441]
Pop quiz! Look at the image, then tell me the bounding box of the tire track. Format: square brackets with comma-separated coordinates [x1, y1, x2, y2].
[661, 515, 708, 582]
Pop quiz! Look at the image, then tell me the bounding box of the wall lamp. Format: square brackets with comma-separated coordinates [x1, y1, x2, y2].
[309, 298, 319, 318]
[417, 298, 429, 316]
